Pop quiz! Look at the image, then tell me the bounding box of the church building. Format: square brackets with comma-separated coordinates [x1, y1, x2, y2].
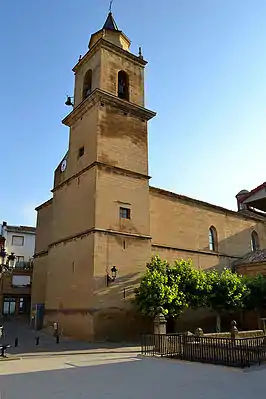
[32, 12, 266, 340]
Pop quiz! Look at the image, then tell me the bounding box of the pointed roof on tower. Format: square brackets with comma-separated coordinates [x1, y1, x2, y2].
[102, 12, 119, 31]
[88, 12, 131, 51]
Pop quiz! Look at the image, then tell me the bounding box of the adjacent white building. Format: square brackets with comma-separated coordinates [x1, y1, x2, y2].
[1, 221, 36, 267]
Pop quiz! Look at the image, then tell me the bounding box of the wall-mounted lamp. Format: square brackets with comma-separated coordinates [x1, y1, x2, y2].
[7, 253, 15, 268]
[107, 266, 118, 286]
[65, 95, 74, 107]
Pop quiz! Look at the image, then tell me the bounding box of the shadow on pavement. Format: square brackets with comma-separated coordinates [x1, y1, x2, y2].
[0, 355, 263, 398]
[0, 319, 140, 357]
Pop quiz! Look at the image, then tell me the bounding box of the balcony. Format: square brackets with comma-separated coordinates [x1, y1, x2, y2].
[13, 261, 33, 271]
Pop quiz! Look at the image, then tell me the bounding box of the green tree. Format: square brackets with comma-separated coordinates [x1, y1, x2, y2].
[172, 260, 209, 309]
[243, 274, 266, 327]
[134, 256, 188, 318]
[134, 256, 208, 320]
[205, 268, 248, 332]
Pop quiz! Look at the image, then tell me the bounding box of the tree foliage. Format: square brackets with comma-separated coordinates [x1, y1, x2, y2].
[171, 260, 209, 309]
[135, 257, 253, 323]
[243, 274, 266, 312]
[205, 268, 248, 314]
[134, 256, 207, 318]
[134, 256, 185, 318]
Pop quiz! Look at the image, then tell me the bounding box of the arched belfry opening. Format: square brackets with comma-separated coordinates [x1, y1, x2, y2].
[83, 69, 92, 100]
[118, 71, 129, 101]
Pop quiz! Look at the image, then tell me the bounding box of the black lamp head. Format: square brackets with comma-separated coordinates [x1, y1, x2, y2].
[111, 265, 118, 279]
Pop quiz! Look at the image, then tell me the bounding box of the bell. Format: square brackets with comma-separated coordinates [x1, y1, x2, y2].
[65, 96, 73, 107]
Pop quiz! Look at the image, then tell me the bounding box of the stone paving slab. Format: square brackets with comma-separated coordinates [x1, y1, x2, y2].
[0, 349, 266, 398]
[1, 320, 266, 398]
[0, 320, 137, 357]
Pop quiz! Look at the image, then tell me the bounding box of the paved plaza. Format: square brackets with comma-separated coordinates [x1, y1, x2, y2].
[1, 350, 266, 398]
[0, 321, 266, 398]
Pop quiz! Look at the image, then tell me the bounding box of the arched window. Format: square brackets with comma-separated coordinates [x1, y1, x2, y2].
[251, 231, 259, 252]
[118, 71, 129, 101]
[209, 226, 218, 252]
[83, 69, 92, 100]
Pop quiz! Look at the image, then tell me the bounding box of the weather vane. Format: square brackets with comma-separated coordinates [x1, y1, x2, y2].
[109, 0, 113, 13]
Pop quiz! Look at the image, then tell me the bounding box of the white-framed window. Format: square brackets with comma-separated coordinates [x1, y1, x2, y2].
[120, 207, 131, 219]
[11, 235, 24, 246]
[12, 275, 31, 287]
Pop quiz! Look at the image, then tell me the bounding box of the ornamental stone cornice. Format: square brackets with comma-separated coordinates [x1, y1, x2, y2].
[62, 89, 156, 127]
[73, 38, 147, 74]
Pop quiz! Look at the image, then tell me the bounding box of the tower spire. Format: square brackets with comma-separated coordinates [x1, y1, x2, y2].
[103, 13, 119, 31]
[89, 4, 130, 50]
[103, 1, 119, 31]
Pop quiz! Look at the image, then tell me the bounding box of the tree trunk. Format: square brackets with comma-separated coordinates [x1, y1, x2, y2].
[256, 308, 261, 330]
[166, 316, 175, 334]
[216, 313, 221, 333]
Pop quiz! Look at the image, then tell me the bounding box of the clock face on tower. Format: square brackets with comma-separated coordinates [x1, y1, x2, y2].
[60, 159, 67, 172]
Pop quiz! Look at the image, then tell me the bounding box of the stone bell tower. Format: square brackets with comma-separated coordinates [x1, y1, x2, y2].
[42, 12, 156, 340]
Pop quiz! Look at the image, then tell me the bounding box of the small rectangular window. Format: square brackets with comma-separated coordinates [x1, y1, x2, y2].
[11, 236, 24, 246]
[12, 275, 31, 287]
[16, 256, 24, 263]
[78, 146, 85, 158]
[120, 207, 131, 219]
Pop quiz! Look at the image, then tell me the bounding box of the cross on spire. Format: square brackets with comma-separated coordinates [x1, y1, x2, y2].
[109, 0, 113, 13]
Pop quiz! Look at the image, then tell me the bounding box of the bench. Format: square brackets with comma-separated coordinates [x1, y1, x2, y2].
[0, 344, 11, 358]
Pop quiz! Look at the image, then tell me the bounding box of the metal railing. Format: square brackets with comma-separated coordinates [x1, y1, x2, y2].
[141, 333, 266, 368]
[14, 261, 33, 270]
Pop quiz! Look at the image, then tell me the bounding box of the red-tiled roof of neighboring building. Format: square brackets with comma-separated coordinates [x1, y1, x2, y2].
[239, 182, 266, 203]
[233, 249, 266, 267]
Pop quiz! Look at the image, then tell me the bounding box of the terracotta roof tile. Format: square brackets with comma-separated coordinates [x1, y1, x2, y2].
[239, 182, 266, 203]
[233, 249, 266, 266]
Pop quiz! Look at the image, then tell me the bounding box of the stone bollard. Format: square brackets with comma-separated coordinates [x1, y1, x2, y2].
[195, 327, 204, 337]
[53, 322, 60, 344]
[53, 322, 59, 337]
[195, 328, 204, 342]
[154, 308, 167, 335]
[154, 307, 167, 355]
[231, 320, 238, 341]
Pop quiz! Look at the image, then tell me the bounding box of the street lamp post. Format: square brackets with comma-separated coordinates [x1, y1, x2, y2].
[0, 247, 7, 275]
[0, 240, 15, 276]
[106, 266, 118, 286]
[0, 246, 15, 318]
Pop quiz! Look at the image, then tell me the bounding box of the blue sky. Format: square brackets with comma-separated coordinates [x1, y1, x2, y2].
[1, 0, 266, 226]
